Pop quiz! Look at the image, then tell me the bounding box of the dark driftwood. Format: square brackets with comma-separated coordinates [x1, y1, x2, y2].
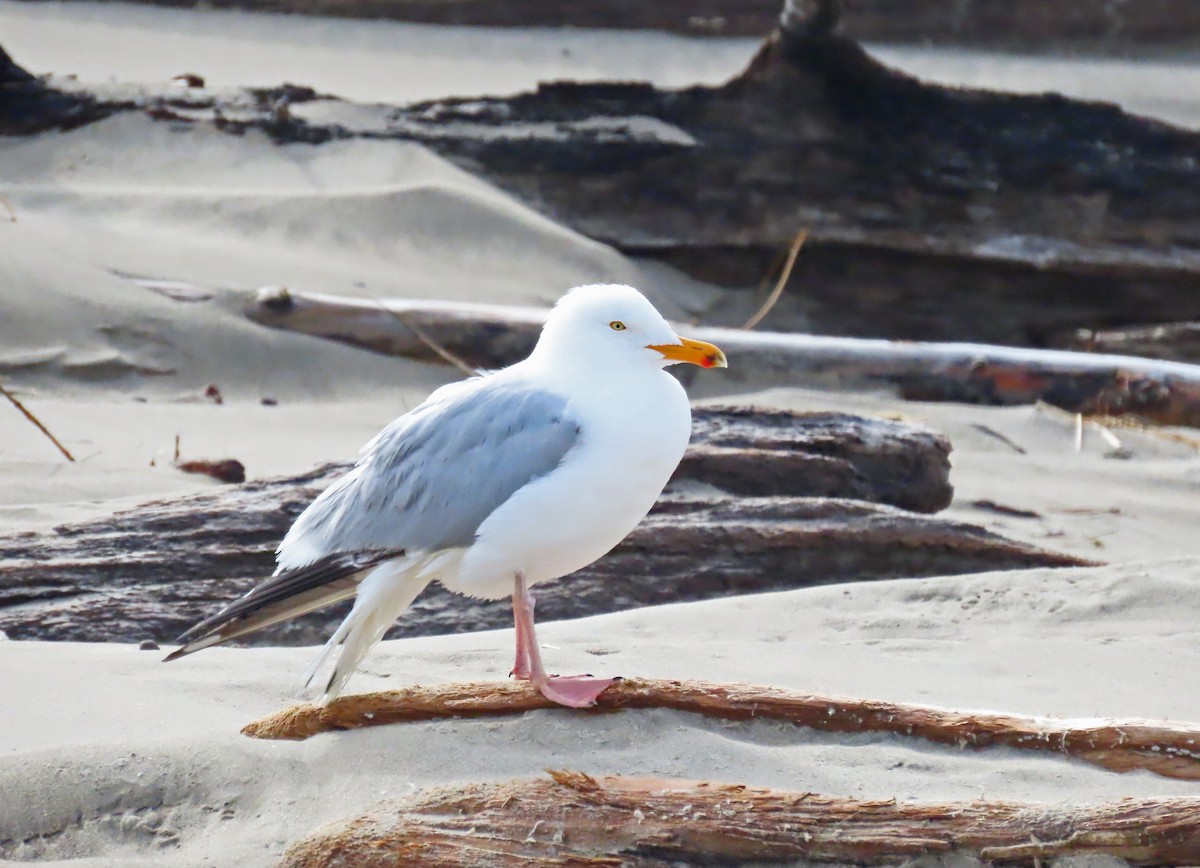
[281, 770, 1200, 866]
[1070, 321, 1200, 364]
[22, 0, 1200, 48]
[12, 0, 1200, 350]
[0, 491, 1084, 645]
[375, 26, 1200, 349]
[244, 291, 1200, 426]
[245, 678, 1200, 783]
[0, 45, 119, 135]
[0, 406, 1090, 645]
[84, 0, 1200, 46]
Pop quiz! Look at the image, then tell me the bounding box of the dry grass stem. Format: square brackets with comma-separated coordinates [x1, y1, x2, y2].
[742, 228, 809, 330]
[0, 381, 74, 462]
[969, 423, 1028, 454]
[373, 298, 478, 377]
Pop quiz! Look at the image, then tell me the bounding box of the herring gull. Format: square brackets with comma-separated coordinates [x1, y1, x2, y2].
[165, 284, 727, 708]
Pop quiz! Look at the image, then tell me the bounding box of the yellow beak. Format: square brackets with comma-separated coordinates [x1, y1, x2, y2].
[648, 336, 728, 369]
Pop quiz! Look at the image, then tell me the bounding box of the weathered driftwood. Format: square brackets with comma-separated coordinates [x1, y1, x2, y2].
[373, 21, 1200, 349]
[0, 476, 1088, 646]
[0, 405, 1091, 645]
[32, 0, 1200, 48]
[244, 678, 1200, 782]
[12, 0, 1200, 350]
[0, 45, 119, 135]
[1070, 321, 1200, 364]
[244, 290, 1200, 426]
[281, 770, 1200, 866]
[95, 0, 1200, 46]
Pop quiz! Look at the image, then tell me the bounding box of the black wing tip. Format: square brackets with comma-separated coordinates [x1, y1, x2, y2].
[161, 646, 189, 663]
[161, 551, 404, 665]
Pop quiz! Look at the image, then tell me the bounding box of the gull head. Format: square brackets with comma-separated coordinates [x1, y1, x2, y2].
[535, 284, 727, 372]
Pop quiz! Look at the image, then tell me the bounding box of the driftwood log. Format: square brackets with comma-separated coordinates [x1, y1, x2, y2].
[0, 406, 1089, 645]
[372, 12, 1200, 350]
[9, 0, 1200, 351]
[0, 491, 1087, 646]
[1070, 321, 1200, 364]
[245, 678, 1200, 783]
[239, 289, 1200, 426]
[93, 0, 1200, 46]
[0, 45, 118, 135]
[281, 770, 1200, 866]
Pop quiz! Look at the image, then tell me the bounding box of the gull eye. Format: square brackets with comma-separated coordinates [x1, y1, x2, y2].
[609, 321, 627, 331]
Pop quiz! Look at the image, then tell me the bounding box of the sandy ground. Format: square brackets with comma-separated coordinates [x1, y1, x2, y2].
[2, 5, 1200, 866]
[4, 563, 1200, 866]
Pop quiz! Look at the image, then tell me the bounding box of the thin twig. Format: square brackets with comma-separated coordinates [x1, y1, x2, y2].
[743, 228, 809, 330]
[371, 299, 478, 377]
[969, 423, 1027, 455]
[0, 381, 74, 462]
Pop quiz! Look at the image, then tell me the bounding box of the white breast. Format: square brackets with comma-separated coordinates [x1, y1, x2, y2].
[441, 367, 692, 600]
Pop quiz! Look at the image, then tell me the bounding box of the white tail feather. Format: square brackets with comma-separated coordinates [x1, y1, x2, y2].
[301, 559, 430, 704]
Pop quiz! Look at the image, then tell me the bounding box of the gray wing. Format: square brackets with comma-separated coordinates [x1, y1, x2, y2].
[276, 376, 581, 569]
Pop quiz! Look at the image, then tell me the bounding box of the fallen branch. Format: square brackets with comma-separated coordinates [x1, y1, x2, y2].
[0, 381, 74, 462]
[244, 678, 1200, 782]
[281, 770, 1200, 866]
[237, 289, 1200, 427]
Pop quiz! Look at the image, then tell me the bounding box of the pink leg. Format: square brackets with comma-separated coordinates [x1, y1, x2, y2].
[510, 570, 616, 708]
[510, 586, 533, 680]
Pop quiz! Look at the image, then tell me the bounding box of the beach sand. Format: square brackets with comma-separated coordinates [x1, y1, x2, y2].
[2, 5, 1199, 865]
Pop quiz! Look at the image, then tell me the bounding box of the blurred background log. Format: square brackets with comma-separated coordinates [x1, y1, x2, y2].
[1070, 322, 1200, 364]
[9, 0, 1200, 353]
[85, 0, 1200, 49]
[239, 290, 1200, 427]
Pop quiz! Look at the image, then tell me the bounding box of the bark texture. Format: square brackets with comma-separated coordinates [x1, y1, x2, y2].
[11, 13, 1200, 354]
[0, 406, 1088, 645]
[245, 678, 1200, 783]
[280, 770, 1200, 866]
